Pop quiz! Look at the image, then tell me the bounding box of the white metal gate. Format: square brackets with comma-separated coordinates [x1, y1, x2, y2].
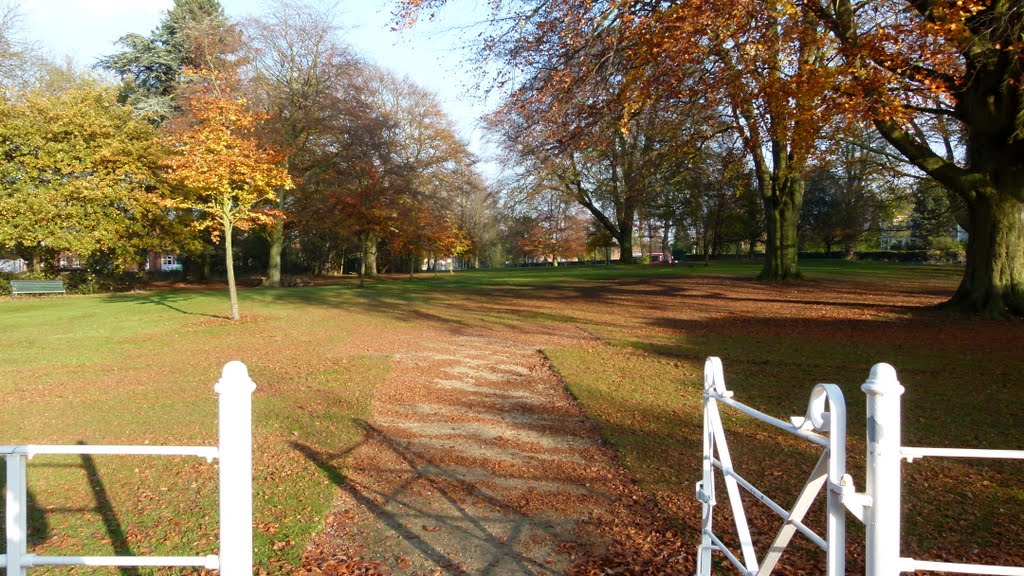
[696, 356, 1024, 576]
[1, 361, 255, 576]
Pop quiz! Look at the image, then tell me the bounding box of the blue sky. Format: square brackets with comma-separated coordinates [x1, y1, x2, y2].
[14, 0, 497, 168]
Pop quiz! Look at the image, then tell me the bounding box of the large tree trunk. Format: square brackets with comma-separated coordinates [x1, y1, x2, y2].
[358, 235, 367, 288]
[364, 235, 378, 276]
[661, 219, 673, 264]
[760, 178, 804, 280]
[267, 218, 284, 287]
[224, 222, 240, 321]
[617, 212, 635, 264]
[948, 191, 1024, 316]
[266, 184, 288, 287]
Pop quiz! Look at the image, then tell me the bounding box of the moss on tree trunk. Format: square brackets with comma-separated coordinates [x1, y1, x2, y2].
[948, 191, 1024, 316]
[759, 178, 804, 281]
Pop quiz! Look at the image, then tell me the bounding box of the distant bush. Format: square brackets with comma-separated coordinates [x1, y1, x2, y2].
[853, 250, 932, 263]
[925, 237, 966, 265]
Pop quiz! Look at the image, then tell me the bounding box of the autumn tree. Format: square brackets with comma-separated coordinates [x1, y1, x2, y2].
[290, 63, 409, 286]
[451, 164, 499, 268]
[0, 77, 179, 272]
[399, 1, 851, 278]
[501, 175, 589, 265]
[492, 102, 675, 265]
[162, 70, 292, 320]
[802, 0, 1024, 315]
[241, 0, 355, 286]
[603, 1, 851, 277]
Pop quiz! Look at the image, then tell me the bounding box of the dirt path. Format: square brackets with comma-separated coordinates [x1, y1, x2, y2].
[299, 326, 688, 575]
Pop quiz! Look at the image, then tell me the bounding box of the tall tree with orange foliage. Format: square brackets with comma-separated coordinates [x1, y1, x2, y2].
[398, 0, 850, 279]
[163, 70, 293, 320]
[804, 0, 1024, 315]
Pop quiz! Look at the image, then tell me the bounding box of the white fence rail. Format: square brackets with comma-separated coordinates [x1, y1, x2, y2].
[0, 361, 255, 576]
[697, 357, 1024, 576]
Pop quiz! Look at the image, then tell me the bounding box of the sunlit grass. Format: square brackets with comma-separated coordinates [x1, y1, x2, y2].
[2, 260, 1018, 573]
[1, 287, 385, 574]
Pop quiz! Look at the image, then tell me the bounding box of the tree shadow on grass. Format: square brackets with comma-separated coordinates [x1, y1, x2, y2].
[291, 420, 566, 576]
[0, 448, 138, 576]
[0, 466, 50, 552]
[78, 443, 140, 576]
[134, 292, 228, 319]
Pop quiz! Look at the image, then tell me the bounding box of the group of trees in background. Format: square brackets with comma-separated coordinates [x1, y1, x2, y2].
[0, 0, 495, 317]
[2, 0, 1021, 316]
[399, 0, 1023, 316]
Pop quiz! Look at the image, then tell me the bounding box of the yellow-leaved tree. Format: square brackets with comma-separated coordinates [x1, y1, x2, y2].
[163, 69, 293, 320]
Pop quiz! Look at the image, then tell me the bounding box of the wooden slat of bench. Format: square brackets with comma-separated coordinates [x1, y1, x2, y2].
[11, 280, 66, 296]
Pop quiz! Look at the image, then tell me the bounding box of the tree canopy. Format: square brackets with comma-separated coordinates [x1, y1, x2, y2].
[162, 69, 293, 319]
[0, 78, 178, 271]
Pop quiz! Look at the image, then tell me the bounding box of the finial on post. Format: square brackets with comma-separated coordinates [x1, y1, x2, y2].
[215, 360, 257, 395]
[861, 363, 904, 396]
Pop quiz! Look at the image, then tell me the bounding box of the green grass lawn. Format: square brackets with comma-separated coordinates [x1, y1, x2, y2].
[2, 260, 1021, 573]
[1, 287, 388, 573]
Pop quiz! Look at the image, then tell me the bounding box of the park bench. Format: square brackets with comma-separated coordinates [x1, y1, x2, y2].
[10, 279, 66, 298]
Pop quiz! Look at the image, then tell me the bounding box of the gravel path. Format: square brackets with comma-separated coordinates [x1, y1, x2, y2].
[299, 327, 688, 575]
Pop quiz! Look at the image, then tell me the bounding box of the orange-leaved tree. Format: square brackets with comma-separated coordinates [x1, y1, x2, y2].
[163, 69, 293, 320]
[398, 0, 852, 279]
[803, 0, 1024, 315]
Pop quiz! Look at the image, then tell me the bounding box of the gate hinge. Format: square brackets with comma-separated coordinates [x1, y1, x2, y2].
[696, 481, 715, 506]
[838, 474, 871, 522]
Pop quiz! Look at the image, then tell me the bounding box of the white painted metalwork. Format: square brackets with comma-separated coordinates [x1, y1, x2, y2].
[901, 447, 1024, 461]
[15, 555, 219, 568]
[696, 356, 848, 576]
[0, 446, 218, 459]
[697, 358, 1023, 576]
[851, 363, 1024, 576]
[2, 361, 255, 576]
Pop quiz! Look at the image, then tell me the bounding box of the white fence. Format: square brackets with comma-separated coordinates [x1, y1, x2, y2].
[697, 357, 1024, 576]
[1, 361, 255, 576]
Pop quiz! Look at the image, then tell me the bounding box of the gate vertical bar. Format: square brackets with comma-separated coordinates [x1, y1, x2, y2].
[696, 378, 716, 576]
[6, 454, 27, 576]
[826, 387, 847, 576]
[861, 364, 904, 576]
[216, 361, 256, 576]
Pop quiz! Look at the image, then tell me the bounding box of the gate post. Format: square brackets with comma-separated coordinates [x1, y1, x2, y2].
[215, 361, 256, 576]
[861, 363, 904, 576]
[5, 453, 27, 576]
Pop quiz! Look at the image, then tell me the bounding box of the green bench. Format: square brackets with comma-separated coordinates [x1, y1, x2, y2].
[10, 279, 66, 298]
